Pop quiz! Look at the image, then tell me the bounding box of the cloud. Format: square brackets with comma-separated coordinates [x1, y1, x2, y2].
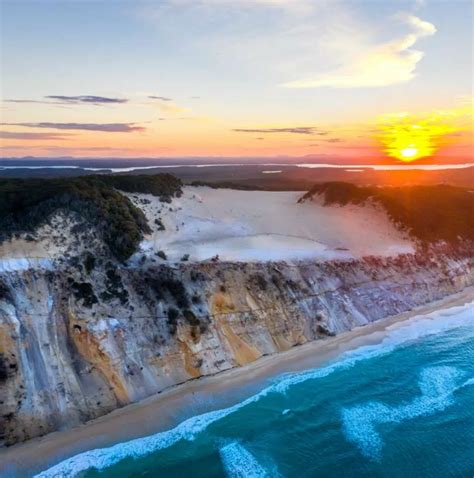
[2, 122, 145, 132]
[138, 94, 190, 113]
[45, 95, 128, 104]
[282, 15, 436, 89]
[148, 95, 173, 101]
[149, 98, 189, 114]
[233, 127, 323, 135]
[4, 99, 53, 105]
[4, 95, 128, 105]
[0, 131, 72, 140]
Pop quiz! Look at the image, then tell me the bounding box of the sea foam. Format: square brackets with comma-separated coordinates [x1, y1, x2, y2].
[341, 366, 473, 461]
[34, 300, 474, 478]
[219, 442, 270, 477]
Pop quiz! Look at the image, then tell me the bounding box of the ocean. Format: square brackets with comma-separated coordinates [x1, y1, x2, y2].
[36, 302, 474, 478]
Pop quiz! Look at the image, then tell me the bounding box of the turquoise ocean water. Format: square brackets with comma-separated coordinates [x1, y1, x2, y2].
[37, 302, 474, 478]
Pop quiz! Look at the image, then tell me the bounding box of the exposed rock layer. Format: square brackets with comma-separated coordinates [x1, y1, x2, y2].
[1, 251, 473, 446]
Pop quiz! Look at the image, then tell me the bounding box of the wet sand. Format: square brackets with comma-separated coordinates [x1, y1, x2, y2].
[2, 286, 473, 477]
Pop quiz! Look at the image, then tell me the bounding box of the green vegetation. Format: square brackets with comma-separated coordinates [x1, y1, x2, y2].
[83, 253, 96, 274]
[100, 267, 129, 305]
[154, 218, 166, 230]
[0, 354, 8, 382]
[300, 182, 474, 245]
[167, 307, 180, 334]
[100, 174, 182, 201]
[0, 174, 182, 261]
[156, 250, 167, 260]
[69, 281, 98, 308]
[189, 180, 264, 191]
[0, 280, 11, 302]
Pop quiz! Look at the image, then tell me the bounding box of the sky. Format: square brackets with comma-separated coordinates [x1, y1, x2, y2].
[0, 0, 473, 163]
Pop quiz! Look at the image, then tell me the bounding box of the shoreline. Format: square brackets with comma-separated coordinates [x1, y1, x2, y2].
[2, 286, 474, 477]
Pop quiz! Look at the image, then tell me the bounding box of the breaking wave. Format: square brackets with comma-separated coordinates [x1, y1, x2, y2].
[341, 366, 473, 461]
[34, 300, 474, 477]
[219, 442, 271, 477]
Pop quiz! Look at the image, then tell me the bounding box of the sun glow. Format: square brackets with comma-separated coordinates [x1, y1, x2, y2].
[376, 103, 474, 162]
[400, 147, 419, 159]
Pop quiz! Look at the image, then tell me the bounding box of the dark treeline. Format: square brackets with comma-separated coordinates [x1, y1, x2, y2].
[300, 182, 474, 245]
[0, 174, 182, 261]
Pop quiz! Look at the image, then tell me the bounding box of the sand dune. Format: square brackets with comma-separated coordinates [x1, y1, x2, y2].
[129, 186, 414, 263]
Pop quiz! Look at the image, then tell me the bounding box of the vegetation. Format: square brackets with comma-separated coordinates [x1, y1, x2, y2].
[70, 281, 98, 308]
[300, 182, 474, 245]
[100, 267, 129, 305]
[190, 180, 264, 191]
[0, 280, 11, 302]
[0, 354, 8, 382]
[154, 218, 166, 230]
[83, 253, 96, 274]
[156, 250, 167, 260]
[167, 307, 180, 334]
[250, 273, 267, 291]
[100, 174, 182, 201]
[0, 174, 182, 261]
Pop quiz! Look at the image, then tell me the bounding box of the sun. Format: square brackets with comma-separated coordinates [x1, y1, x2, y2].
[378, 113, 457, 163]
[400, 146, 419, 159]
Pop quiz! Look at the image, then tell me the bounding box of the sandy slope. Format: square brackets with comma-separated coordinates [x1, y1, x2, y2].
[128, 186, 414, 262]
[0, 213, 76, 271]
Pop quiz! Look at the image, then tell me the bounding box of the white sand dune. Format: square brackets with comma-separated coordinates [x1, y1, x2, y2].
[129, 186, 414, 263]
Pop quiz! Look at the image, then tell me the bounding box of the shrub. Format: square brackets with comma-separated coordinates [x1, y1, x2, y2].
[167, 307, 180, 334]
[71, 281, 98, 308]
[156, 250, 167, 260]
[251, 273, 267, 291]
[162, 278, 189, 308]
[0, 354, 8, 381]
[0, 280, 11, 302]
[154, 218, 166, 231]
[83, 253, 96, 274]
[101, 268, 129, 305]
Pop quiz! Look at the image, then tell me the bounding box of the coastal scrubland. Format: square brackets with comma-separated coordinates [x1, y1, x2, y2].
[0, 174, 182, 261]
[300, 182, 474, 246]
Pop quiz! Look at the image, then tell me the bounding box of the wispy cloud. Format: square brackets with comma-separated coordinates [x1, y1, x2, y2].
[4, 99, 54, 105]
[233, 127, 325, 135]
[148, 95, 173, 101]
[46, 95, 128, 104]
[0, 131, 72, 140]
[2, 122, 145, 132]
[282, 14, 436, 89]
[147, 96, 189, 114]
[4, 95, 128, 105]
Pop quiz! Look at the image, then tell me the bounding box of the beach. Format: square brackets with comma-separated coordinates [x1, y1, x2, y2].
[1, 285, 473, 477]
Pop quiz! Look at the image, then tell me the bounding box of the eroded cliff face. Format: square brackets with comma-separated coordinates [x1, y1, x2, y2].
[1, 251, 473, 446]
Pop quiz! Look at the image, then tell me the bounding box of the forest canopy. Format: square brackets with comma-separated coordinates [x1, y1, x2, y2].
[0, 174, 182, 261]
[300, 182, 474, 245]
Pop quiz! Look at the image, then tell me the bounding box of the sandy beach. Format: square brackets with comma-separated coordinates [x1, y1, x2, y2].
[2, 286, 473, 477]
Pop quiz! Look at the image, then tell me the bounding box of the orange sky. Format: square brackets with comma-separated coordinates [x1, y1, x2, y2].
[1, 1, 473, 163]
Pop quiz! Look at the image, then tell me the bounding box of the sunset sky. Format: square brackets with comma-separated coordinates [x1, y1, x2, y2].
[1, 0, 473, 162]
